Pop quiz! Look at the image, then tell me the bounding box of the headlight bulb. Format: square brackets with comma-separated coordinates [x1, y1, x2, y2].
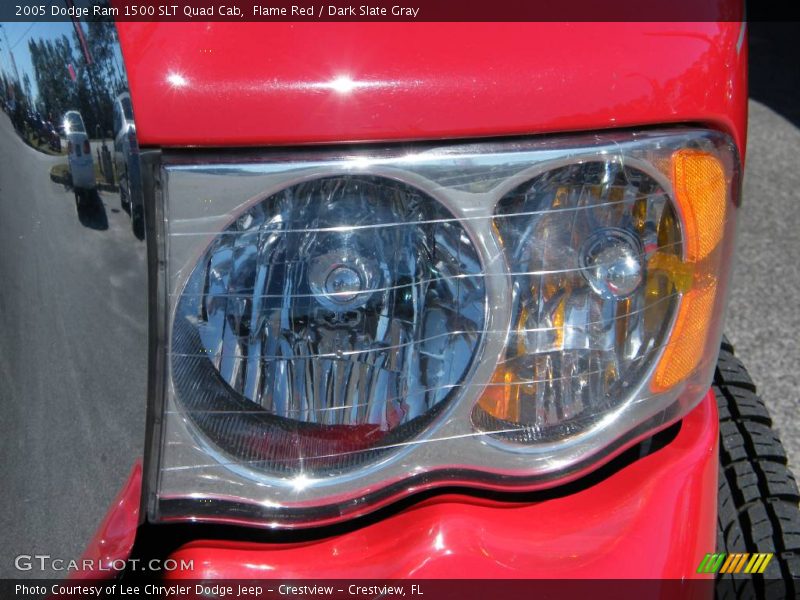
[308, 246, 379, 312]
[580, 228, 644, 299]
[325, 266, 363, 303]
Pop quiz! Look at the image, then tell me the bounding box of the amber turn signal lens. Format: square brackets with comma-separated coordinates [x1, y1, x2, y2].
[672, 149, 727, 262]
[653, 151, 728, 391]
[653, 283, 717, 391]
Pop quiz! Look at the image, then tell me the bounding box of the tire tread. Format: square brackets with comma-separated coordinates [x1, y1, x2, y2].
[715, 341, 800, 597]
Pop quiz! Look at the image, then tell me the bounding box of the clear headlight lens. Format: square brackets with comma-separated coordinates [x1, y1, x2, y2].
[474, 162, 681, 444]
[172, 176, 486, 476]
[149, 130, 738, 527]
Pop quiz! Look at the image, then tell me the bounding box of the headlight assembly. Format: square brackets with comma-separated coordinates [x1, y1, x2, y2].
[147, 129, 738, 527]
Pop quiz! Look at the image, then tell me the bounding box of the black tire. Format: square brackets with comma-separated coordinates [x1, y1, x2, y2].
[715, 337, 800, 598]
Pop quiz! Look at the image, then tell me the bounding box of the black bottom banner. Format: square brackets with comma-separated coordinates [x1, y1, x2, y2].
[3, 579, 798, 600]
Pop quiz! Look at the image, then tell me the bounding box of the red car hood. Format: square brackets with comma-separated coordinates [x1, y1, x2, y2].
[118, 22, 747, 150]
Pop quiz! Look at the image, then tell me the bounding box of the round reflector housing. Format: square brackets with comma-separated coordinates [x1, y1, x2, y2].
[474, 161, 682, 444]
[171, 175, 487, 476]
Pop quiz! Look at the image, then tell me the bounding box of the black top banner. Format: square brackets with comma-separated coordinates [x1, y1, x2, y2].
[0, 0, 794, 22]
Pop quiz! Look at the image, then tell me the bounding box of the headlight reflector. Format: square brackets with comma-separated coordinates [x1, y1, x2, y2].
[171, 176, 487, 475]
[474, 162, 681, 444]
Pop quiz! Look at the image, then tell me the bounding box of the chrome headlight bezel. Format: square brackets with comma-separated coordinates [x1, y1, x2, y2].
[144, 129, 739, 528]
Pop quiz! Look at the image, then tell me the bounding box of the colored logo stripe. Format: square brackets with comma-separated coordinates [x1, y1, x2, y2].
[745, 553, 773, 574]
[697, 553, 774, 574]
